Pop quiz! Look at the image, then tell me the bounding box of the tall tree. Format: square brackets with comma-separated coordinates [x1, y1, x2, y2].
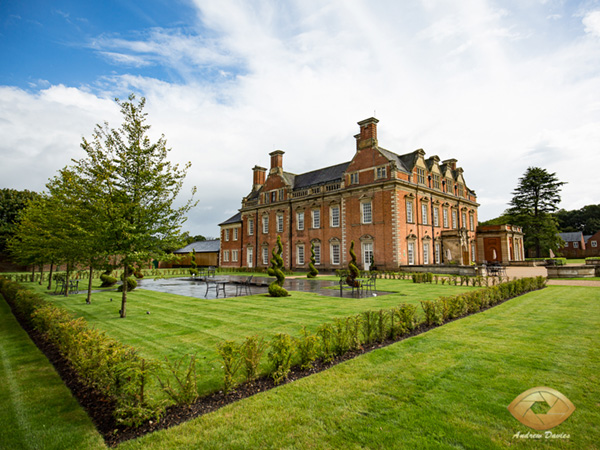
[74, 94, 196, 317]
[556, 204, 600, 234]
[507, 167, 566, 257]
[0, 188, 39, 254]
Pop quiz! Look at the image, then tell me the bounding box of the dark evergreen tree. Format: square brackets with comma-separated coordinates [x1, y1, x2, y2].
[507, 167, 566, 257]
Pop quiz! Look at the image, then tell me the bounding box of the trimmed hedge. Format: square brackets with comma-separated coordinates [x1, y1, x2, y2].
[0, 277, 163, 426]
[216, 277, 547, 390]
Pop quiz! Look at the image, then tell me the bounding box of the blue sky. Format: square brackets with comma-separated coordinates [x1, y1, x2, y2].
[1, 0, 600, 237]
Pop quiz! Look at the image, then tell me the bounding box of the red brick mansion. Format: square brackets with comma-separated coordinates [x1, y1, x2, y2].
[219, 118, 481, 271]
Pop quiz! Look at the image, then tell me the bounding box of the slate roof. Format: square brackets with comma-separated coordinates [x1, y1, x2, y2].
[559, 232, 584, 242]
[292, 161, 350, 190]
[219, 212, 242, 226]
[174, 239, 220, 254]
[377, 148, 410, 173]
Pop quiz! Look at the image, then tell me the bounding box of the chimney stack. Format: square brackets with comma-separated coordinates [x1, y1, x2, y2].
[442, 159, 457, 170]
[355, 117, 379, 150]
[252, 165, 267, 191]
[269, 150, 284, 174]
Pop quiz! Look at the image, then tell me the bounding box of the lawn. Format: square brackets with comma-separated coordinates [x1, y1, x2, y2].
[23, 276, 478, 396]
[0, 295, 105, 450]
[116, 285, 599, 449]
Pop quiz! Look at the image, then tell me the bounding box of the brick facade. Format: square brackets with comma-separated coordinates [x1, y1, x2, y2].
[219, 118, 480, 271]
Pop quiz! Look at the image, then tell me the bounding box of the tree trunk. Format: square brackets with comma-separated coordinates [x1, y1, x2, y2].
[38, 264, 44, 285]
[64, 263, 71, 297]
[47, 263, 54, 290]
[30, 265, 35, 282]
[120, 264, 128, 318]
[86, 264, 93, 304]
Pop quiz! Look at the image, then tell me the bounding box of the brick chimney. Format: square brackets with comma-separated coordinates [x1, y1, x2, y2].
[355, 117, 379, 150]
[442, 159, 457, 170]
[269, 150, 284, 174]
[252, 165, 267, 191]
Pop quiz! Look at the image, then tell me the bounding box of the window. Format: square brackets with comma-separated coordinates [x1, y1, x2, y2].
[297, 211, 304, 230]
[224, 229, 230, 241]
[433, 174, 440, 189]
[313, 243, 321, 265]
[312, 209, 320, 228]
[469, 214, 474, 231]
[406, 201, 414, 223]
[297, 245, 305, 265]
[362, 201, 372, 224]
[457, 183, 464, 197]
[417, 168, 425, 185]
[564, 242, 569, 248]
[262, 215, 269, 234]
[592, 240, 598, 248]
[232, 250, 238, 262]
[461, 212, 467, 229]
[277, 213, 284, 233]
[331, 205, 340, 227]
[435, 242, 441, 264]
[233, 228, 238, 241]
[471, 243, 476, 263]
[443, 208, 449, 228]
[271, 191, 277, 203]
[573, 241, 579, 249]
[423, 242, 430, 264]
[421, 203, 428, 225]
[279, 189, 284, 201]
[331, 243, 341, 264]
[433, 208, 439, 227]
[223, 250, 229, 262]
[376, 166, 387, 179]
[363, 242, 374, 269]
[248, 218, 254, 235]
[262, 247, 269, 266]
[408, 242, 415, 265]
[452, 210, 457, 229]
[350, 172, 359, 184]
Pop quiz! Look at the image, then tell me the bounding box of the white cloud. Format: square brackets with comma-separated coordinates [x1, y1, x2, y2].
[1, 0, 600, 236]
[583, 10, 600, 38]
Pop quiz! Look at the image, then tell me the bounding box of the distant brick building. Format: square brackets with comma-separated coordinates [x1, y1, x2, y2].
[476, 224, 525, 264]
[219, 118, 479, 271]
[558, 232, 586, 258]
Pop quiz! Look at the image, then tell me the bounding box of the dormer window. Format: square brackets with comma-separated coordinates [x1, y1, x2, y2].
[376, 166, 387, 179]
[350, 172, 359, 184]
[417, 168, 425, 185]
[433, 174, 440, 189]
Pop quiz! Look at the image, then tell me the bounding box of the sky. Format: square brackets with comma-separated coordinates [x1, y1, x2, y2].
[1, 0, 599, 238]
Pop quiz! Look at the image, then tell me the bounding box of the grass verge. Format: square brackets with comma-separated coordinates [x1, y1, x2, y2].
[0, 294, 105, 450]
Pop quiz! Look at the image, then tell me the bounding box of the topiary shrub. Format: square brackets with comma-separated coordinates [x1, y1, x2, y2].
[100, 268, 118, 287]
[267, 236, 289, 297]
[307, 242, 319, 278]
[346, 241, 360, 288]
[118, 265, 138, 292]
[189, 249, 198, 276]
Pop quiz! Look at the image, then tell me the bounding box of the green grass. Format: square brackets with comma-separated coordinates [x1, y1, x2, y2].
[117, 285, 600, 449]
[22, 277, 477, 396]
[0, 295, 105, 450]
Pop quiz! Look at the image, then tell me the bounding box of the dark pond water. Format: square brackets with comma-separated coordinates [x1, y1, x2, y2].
[134, 276, 389, 300]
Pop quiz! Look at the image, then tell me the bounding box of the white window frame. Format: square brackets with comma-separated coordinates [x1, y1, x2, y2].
[233, 228, 238, 241]
[363, 242, 374, 270]
[313, 242, 321, 265]
[297, 211, 304, 231]
[433, 207, 439, 227]
[262, 247, 269, 266]
[223, 250, 230, 262]
[592, 240, 598, 248]
[408, 242, 415, 265]
[330, 205, 340, 228]
[461, 211, 467, 229]
[297, 245, 305, 265]
[262, 215, 269, 234]
[469, 214, 474, 232]
[331, 243, 341, 265]
[350, 172, 359, 184]
[277, 213, 284, 233]
[248, 218, 254, 236]
[471, 243, 476, 263]
[435, 242, 441, 264]
[224, 229, 230, 241]
[423, 242, 430, 265]
[443, 208, 449, 228]
[232, 249, 238, 262]
[362, 201, 372, 224]
[452, 210, 457, 229]
[312, 209, 320, 229]
[407, 201, 414, 223]
[422, 203, 428, 225]
[376, 166, 386, 179]
[573, 241, 579, 249]
[417, 168, 425, 185]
